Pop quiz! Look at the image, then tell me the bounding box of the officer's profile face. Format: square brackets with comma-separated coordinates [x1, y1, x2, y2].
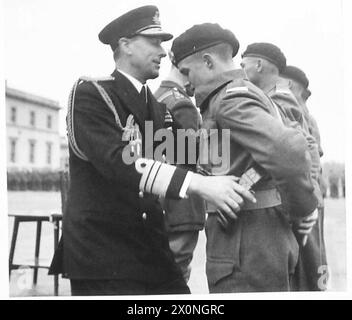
[127, 35, 166, 82]
[178, 55, 211, 90]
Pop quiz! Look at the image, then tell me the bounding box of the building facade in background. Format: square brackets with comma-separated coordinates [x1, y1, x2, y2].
[6, 85, 61, 171]
[60, 136, 69, 170]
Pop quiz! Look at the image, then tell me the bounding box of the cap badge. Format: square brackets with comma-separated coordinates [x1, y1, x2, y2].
[152, 10, 161, 25]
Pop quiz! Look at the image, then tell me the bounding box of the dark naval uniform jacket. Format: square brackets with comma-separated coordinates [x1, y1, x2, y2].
[57, 70, 191, 284]
[196, 69, 318, 292]
[154, 80, 205, 232]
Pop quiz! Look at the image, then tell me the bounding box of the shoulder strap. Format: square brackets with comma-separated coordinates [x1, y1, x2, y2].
[67, 76, 124, 161]
[157, 90, 174, 103]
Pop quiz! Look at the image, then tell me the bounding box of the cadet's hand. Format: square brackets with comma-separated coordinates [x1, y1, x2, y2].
[187, 174, 256, 222]
[294, 209, 319, 246]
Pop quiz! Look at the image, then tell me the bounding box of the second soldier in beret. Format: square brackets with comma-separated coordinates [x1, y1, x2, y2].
[281, 65, 328, 291]
[172, 24, 318, 292]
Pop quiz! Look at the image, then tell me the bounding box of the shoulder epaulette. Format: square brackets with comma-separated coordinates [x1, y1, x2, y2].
[275, 84, 292, 95]
[157, 87, 187, 103]
[226, 86, 249, 94]
[157, 90, 174, 103]
[275, 88, 291, 95]
[80, 75, 115, 82]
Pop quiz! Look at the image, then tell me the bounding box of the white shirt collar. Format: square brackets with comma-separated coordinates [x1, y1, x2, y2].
[117, 69, 145, 93]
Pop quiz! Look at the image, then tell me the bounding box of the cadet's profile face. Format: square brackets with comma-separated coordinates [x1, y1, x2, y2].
[128, 35, 166, 82]
[176, 68, 195, 97]
[240, 57, 259, 84]
[178, 55, 211, 90]
[184, 81, 195, 97]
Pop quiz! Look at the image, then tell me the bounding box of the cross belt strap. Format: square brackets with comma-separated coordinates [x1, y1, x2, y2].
[67, 76, 123, 161]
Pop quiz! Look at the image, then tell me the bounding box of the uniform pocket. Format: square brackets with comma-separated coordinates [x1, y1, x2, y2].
[205, 213, 242, 285]
[206, 260, 235, 286]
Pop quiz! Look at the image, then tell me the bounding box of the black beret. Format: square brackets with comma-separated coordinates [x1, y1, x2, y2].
[171, 23, 239, 66]
[99, 5, 173, 51]
[242, 42, 287, 72]
[281, 65, 309, 89]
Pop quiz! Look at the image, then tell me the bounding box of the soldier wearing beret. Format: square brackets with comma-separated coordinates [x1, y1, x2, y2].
[172, 24, 318, 292]
[49, 6, 255, 295]
[281, 66, 328, 291]
[154, 52, 205, 283]
[241, 44, 325, 290]
[281, 66, 323, 156]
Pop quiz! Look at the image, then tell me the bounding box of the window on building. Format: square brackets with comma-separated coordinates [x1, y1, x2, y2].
[9, 138, 17, 163]
[46, 142, 52, 165]
[29, 140, 36, 164]
[30, 111, 36, 127]
[10, 107, 17, 123]
[47, 115, 52, 129]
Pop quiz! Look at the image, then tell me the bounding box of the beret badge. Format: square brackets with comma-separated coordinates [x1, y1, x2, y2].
[152, 10, 161, 25]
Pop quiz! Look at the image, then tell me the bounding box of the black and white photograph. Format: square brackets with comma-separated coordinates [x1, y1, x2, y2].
[0, 0, 351, 300]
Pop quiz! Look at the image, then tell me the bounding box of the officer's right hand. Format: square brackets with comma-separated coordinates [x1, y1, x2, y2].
[187, 174, 257, 221]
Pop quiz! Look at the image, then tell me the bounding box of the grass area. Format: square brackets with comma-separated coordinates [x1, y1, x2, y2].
[7, 192, 346, 296]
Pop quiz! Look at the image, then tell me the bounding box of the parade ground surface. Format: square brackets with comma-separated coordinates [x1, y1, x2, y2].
[7, 191, 346, 297]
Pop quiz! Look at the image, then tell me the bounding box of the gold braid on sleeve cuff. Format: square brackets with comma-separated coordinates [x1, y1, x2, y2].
[135, 158, 176, 198]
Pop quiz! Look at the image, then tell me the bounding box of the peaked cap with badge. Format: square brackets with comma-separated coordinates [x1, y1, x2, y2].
[99, 5, 173, 51]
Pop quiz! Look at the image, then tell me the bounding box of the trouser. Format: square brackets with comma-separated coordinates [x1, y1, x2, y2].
[70, 277, 190, 296]
[168, 230, 199, 283]
[291, 207, 329, 291]
[205, 207, 299, 293]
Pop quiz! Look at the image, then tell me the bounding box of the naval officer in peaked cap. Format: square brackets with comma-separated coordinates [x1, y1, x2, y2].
[49, 5, 255, 295]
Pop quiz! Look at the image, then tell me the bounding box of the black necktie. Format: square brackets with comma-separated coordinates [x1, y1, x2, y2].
[140, 85, 151, 120]
[140, 85, 147, 104]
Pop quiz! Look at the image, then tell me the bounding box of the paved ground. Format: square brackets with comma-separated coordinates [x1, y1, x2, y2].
[7, 191, 346, 297]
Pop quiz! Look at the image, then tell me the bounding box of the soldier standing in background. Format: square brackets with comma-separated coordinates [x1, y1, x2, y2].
[241, 43, 326, 290]
[172, 23, 318, 292]
[154, 52, 205, 283]
[281, 65, 328, 290]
